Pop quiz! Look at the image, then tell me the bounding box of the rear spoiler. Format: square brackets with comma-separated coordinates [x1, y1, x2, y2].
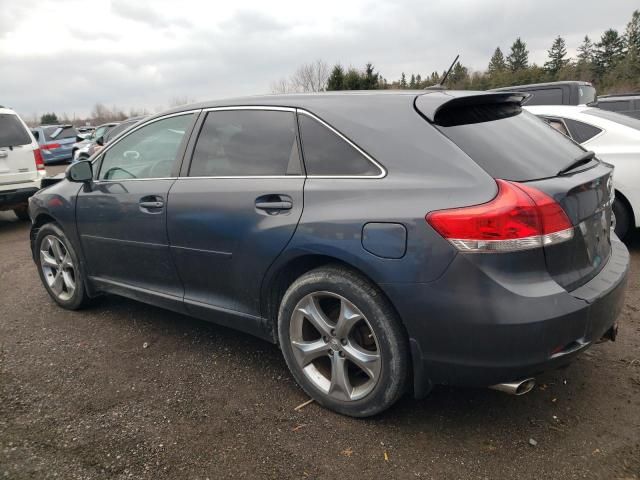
[415, 91, 529, 123]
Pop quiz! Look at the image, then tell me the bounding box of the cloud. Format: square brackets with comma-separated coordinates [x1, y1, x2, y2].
[0, 0, 635, 118]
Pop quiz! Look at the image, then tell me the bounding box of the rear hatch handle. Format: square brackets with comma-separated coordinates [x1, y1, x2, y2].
[558, 151, 596, 176]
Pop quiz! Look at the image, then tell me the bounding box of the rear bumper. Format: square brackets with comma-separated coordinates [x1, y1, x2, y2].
[382, 236, 629, 397]
[0, 186, 39, 210]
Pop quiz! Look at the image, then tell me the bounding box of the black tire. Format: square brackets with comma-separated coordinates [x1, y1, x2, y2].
[34, 222, 90, 310]
[613, 198, 632, 240]
[278, 265, 409, 417]
[13, 205, 30, 221]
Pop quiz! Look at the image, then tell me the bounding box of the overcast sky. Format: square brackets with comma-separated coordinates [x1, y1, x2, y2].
[0, 0, 634, 118]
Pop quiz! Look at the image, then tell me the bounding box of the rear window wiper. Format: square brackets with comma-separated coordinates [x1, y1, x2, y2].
[558, 150, 596, 176]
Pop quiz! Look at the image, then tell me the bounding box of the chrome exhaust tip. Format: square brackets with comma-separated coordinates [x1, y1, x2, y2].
[489, 378, 536, 396]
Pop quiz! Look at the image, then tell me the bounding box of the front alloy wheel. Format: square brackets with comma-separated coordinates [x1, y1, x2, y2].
[40, 235, 76, 301]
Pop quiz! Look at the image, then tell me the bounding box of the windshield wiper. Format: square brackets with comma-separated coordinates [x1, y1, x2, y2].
[558, 150, 596, 176]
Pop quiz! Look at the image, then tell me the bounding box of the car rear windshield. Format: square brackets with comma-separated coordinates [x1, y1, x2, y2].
[434, 104, 586, 181]
[0, 113, 32, 148]
[584, 108, 640, 131]
[43, 125, 78, 141]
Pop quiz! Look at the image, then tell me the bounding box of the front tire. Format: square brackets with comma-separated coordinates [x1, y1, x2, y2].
[35, 223, 90, 310]
[278, 265, 409, 417]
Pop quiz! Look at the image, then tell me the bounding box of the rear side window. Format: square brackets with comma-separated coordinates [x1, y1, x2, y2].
[545, 118, 569, 137]
[189, 110, 301, 177]
[598, 100, 630, 112]
[435, 106, 586, 181]
[563, 118, 602, 143]
[298, 114, 381, 176]
[524, 88, 563, 106]
[0, 114, 31, 148]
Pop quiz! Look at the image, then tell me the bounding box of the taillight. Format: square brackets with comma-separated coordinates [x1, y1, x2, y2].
[33, 148, 45, 171]
[426, 179, 574, 252]
[41, 143, 61, 150]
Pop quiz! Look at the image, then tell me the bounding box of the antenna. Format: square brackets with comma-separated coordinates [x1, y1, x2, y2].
[426, 54, 459, 90]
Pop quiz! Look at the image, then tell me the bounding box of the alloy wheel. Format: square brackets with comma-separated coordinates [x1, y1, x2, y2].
[40, 235, 76, 302]
[289, 291, 381, 401]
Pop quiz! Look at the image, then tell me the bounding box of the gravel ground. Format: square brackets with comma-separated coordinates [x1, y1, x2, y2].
[1, 182, 639, 479]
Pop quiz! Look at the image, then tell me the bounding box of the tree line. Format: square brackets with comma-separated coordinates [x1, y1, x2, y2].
[273, 9, 640, 95]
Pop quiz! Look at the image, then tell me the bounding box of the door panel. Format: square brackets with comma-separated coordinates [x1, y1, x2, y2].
[167, 177, 304, 317]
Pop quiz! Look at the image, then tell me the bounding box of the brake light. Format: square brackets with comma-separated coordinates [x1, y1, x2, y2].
[426, 179, 574, 252]
[33, 148, 45, 171]
[41, 143, 61, 150]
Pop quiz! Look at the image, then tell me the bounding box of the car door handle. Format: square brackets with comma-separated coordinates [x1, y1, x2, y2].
[255, 194, 293, 211]
[140, 201, 164, 209]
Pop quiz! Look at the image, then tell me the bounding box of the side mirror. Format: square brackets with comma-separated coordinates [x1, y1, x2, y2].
[96, 136, 104, 146]
[66, 160, 93, 183]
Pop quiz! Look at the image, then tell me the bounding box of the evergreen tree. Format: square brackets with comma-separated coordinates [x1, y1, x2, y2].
[361, 63, 379, 89]
[327, 64, 345, 91]
[429, 71, 440, 85]
[506, 38, 529, 72]
[487, 47, 507, 74]
[577, 36, 594, 63]
[449, 62, 469, 86]
[544, 36, 570, 76]
[399, 72, 407, 88]
[594, 29, 626, 74]
[415, 74, 422, 88]
[625, 9, 640, 53]
[409, 74, 416, 89]
[343, 68, 362, 90]
[40, 113, 58, 125]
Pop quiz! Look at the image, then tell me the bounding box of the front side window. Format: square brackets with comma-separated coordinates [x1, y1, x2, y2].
[189, 110, 301, 177]
[98, 114, 193, 180]
[298, 114, 381, 176]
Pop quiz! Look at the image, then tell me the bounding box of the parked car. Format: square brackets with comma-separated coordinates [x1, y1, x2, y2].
[525, 104, 640, 239]
[0, 107, 45, 219]
[596, 93, 640, 119]
[31, 124, 79, 164]
[29, 91, 628, 417]
[491, 81, 597, 106]
[72, 122, 119, 161]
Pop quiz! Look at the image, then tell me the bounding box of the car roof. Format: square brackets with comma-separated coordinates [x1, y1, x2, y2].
[598, 93, 640, 101]
[491, 81, 593, 91]
[0, 107, 18, 115]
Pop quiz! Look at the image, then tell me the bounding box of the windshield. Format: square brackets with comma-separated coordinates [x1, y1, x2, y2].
[578, 85, 597, 105]
[584, 108, 640, 131]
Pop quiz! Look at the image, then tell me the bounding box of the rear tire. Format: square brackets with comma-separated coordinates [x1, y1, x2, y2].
[35, 223, 90, 310]
[613, 198, 632, 240]
[13, 206, 30, 221]
[278, 265, 409, 417]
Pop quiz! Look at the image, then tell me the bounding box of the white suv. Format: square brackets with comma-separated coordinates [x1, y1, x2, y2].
[0, 107, 45, 220]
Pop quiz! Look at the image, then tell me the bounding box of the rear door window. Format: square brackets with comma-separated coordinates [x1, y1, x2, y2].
[431, 104, 586, 181]
[0, 114, 31, 148]
[524, 88, 563, 106]
[563, 118, 602, 143]
[189, 110, 301, 177]
[298, 113, 381, 176]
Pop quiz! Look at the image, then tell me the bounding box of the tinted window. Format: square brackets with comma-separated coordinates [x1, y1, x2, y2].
[436, 108, 585, 181]
[49, 126, 78, 140]
[298, 114, 380, 176]
[524, 88, 563, 106]
[563, 118, 602, 143]
[93, 124, 115, 140]
[0, 114, 31, 148]
[598, 100, 630, 112]
[99, 114, 193, 180]
[585, 108, 640, 131]
[104, 120, 138, 143]
[189, 110, 301, 177]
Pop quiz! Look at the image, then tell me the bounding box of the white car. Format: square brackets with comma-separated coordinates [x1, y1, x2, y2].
[525, 105, 640, 239]
[0, 107, 45, 220]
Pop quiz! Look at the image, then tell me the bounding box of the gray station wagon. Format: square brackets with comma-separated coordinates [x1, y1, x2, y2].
[29, 91, 629, 416]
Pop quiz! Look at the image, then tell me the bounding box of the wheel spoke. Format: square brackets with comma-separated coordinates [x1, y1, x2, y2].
[51, 238, 65, 263]
[291, 339, 328, 367]
[40, 250, 58, 267]
[60, 254, 74, 269]
[50, 272, 64, 295]
[297, 295, 333, 337]
[343, 342, 381, 379]
[62, 270, 76, 292]
[328, 354, 352, 400]
[334, 299, 362, 339]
